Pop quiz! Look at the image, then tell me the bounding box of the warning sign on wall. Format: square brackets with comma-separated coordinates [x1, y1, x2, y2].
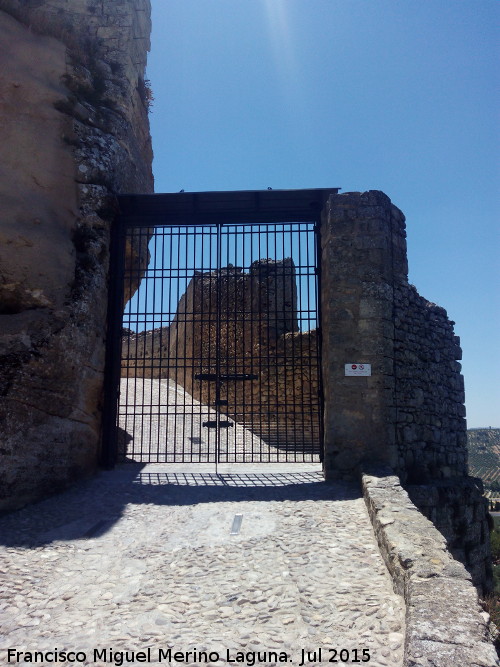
[345, 363, 372, 377]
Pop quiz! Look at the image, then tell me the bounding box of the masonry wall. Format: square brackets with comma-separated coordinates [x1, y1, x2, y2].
[0, 0, 153, 511]
[393, 285, 467, 481]
[321, 191, 406, 478]
[321, 190, 492, 592]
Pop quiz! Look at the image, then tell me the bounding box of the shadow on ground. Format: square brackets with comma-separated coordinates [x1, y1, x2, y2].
[0, 464, 362, 548]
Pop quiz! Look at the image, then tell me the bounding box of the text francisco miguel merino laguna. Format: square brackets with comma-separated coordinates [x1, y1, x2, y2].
[7, 647, 371, 664]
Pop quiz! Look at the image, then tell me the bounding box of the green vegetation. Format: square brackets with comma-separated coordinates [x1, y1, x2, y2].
[492, 522, 500, 592]
[467, 428, 500, 490]
[488, 516, 500, 652]
[470, 430, 500, 649]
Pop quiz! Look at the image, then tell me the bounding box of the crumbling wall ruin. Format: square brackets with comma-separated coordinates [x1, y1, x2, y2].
[392, 281, 492, 588]
[0, 0, 153, 511]
[121, 258, 320, 450]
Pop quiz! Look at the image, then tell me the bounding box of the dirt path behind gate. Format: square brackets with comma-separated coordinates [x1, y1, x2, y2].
[118, 378, 321, 463]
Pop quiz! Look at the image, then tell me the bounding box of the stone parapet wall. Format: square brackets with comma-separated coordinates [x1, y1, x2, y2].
[362, 470, 498, 666]
[407, 478, 493, 592]
[0, 0, 153, 511]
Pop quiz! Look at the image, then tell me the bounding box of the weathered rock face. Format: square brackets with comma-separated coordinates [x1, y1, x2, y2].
[0, 0, 153, 511]
[122, 259, 320, 449]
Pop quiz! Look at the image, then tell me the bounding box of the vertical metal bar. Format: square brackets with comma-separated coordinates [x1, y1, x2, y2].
[158, 228, 166, 461]
[101, 215, 126, 468]
[292, 223, 297, 461]
[131, 227, 139, 462]
[181, 227, 187, 464]
[205, 225, 214, 464]
[173, 228, 180, 461]
[223, 226, 230, 463]
[303, 224, 310, 461]
[257, 224, 262, 463]
[239, 226, 246, 462]
[285, 223, 290, 461]
[247, 225, 254, 461]
[139, 225, 147, 460]
[314, 216, 325, 462]
[180, 227, 185, 462]
[151, 230, 158, 460]
[215, 222, 222, 472]
[130, 227, 136, 462]
[198, 226, 206, 462]
[284, 223, 289, 461]
[166, 227, 174, 461]
[294, 224, 301, 461]
[190, 226, 197, 462]
[230, 228, 235, 463]
[123, 226, 132, 463]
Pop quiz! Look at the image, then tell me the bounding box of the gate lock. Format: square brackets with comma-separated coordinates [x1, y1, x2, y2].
[195, 373, 258, 382]
[202, 421, 234, 429]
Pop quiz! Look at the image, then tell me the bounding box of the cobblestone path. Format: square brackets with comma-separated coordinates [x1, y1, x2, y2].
[0, 465, 405, 667]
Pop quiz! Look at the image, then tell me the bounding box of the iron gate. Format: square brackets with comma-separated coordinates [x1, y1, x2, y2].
[103, 190, 332, 466]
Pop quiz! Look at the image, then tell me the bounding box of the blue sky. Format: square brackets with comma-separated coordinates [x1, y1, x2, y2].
[146, 0, 499, 427]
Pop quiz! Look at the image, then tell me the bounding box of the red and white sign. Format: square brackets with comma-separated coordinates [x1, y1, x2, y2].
[345, 363, 372, 377]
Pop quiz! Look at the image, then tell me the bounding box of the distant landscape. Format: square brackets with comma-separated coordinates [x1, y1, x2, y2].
[468, 428, 500, 625]
[467, 428, 500, 492]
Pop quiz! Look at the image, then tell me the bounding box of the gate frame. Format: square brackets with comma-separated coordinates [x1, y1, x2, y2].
[101, 188, 340, 468]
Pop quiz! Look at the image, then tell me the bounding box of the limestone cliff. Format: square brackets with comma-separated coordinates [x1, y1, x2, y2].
[0, 0, 153, 510]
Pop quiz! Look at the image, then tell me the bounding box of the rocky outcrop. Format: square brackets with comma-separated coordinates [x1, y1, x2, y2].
[0, 0, 153, 511]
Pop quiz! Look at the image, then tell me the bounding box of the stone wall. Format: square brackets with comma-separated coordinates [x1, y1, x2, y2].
[407, 479, 493, 595]
[321, 190, 492, 592]
[391, 276, 491, 590]
[122, 259, 321, 451]
[321, 191, 407, 478]
[362, 470, 498, 666]
[0, 0, 153, 511]
[394, 286, 467, 482]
